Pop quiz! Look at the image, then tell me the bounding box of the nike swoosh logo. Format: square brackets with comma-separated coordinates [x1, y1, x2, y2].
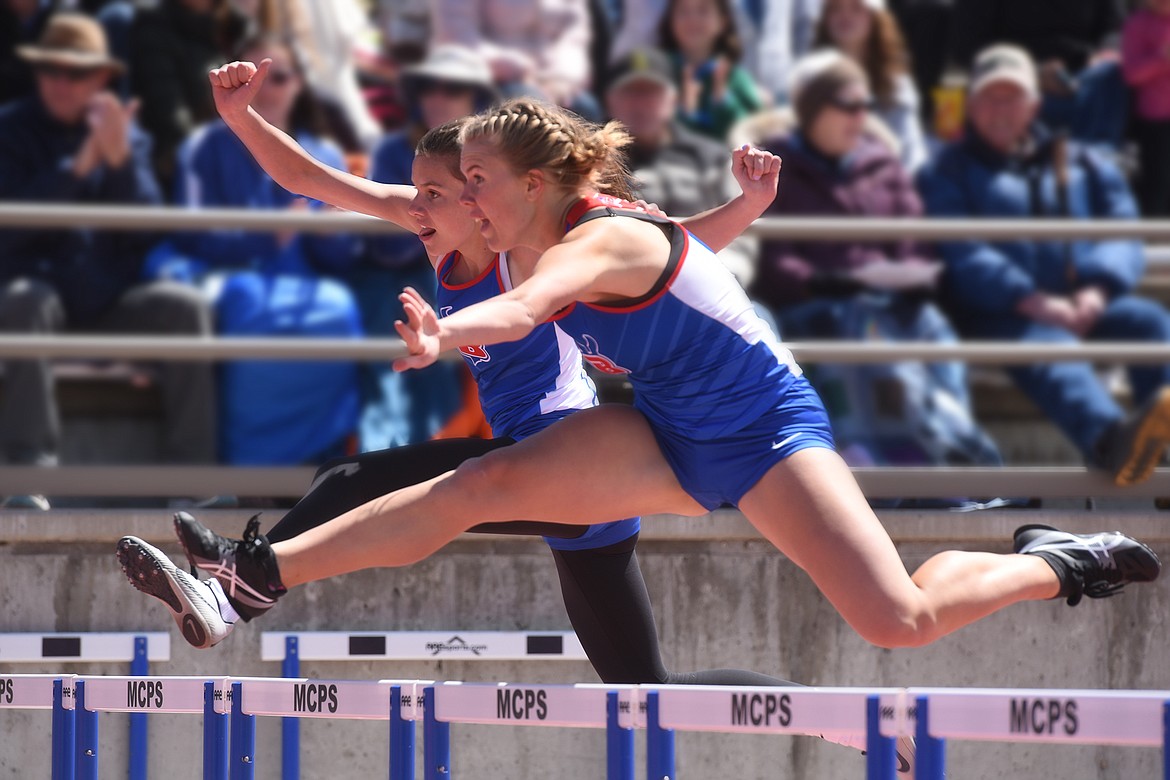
[772, 433, 802, 450]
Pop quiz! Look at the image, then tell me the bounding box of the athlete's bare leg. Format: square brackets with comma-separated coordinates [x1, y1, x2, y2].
[736, 447, 1060, 649]
[274, 404, 706, 587]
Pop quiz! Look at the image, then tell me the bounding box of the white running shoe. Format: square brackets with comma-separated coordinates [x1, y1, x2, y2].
[116, 536, 236, 649]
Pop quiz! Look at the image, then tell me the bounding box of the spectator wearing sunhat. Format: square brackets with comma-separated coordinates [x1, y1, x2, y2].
[342, 44, 496, 451]
[0, 12, 216, 507]
[918, 44, 1170, 487]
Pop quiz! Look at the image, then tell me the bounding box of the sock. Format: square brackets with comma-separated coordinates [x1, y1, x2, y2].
[204, 577, 242, 624]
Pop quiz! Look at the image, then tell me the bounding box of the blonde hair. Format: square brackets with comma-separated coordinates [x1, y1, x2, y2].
[461, 99, 635, 200]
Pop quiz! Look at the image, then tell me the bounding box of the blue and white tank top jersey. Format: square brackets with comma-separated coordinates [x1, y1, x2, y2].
[553, 196, 804, 440]
[435, 250, 597, 439]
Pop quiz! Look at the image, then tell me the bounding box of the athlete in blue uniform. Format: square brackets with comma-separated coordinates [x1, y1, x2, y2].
[157, 95, 1156, 658]
[117, 60, 854, 707]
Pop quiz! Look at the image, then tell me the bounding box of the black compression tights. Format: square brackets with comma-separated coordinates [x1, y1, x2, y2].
[265, 437, 798, 687]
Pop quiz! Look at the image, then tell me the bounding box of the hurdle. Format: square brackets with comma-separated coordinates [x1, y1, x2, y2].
[0, 632, 169, 780]
[634, 685, 907, 780]
[261, 630, 588, 780]
[6, 677, 1170, 778]
[908, 687, 1170, 780]
[426, 682, 638, 780]
[226, 676, 431, 780]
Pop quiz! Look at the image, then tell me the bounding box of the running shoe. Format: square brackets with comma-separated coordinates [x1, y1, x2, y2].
[173, 511, 286, 620]
[1014, 524, 1161, 605]
[115, 536, 235, 649]
[1098, 386, 1170, 486]
[854, 733, 916, 776]
[894, 735, 915, 776]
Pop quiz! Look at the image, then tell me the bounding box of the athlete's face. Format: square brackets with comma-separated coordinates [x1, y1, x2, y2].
[458, 137, 533, 252]
[408, 154, 476, 257]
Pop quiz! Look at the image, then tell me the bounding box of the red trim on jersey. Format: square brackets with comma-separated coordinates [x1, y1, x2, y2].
[439, 251, 501, 290]
[435, 251, 457, 282]
[494, 256, 507, 294]
[583, 229, 691, 314]
[563, 193, 643, 232]
[545, 301, 577, 322]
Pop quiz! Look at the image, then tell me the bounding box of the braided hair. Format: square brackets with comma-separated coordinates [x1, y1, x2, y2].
[461, 99, 636, 201]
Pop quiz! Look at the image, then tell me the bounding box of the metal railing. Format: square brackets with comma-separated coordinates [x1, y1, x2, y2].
[4, 204, 1170, 501]
[2, 203, 1170, 241]
[1, 335, 1170, 364]
[3, 464, 1168, 499]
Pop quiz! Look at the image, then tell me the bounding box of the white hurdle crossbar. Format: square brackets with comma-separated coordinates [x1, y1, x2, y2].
[909, 687, 1170, 778]
[4, 678, 1170, 779]
[261, 631, 588, 779]
[427, 682, 638, 779]
[261, 630, 588, 663]
[0, 633, 169, 780]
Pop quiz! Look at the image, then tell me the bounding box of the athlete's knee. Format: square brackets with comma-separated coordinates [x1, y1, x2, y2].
[445, 449, 517, 511]
[854, 614, 936, 649]
[850, 593, 941, 650]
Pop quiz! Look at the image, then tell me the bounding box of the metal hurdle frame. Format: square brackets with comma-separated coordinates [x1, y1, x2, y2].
[633, 685, 906, 780]
[260, 630, 589, 780]
[0, 632, 169, 780]
[6, 678, 1170, 777]
[424, 682, 637, 780]
[907, 687, 1170, 780]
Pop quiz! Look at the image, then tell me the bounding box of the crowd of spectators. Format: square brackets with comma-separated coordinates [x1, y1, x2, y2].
[1, 0, 1169, 509]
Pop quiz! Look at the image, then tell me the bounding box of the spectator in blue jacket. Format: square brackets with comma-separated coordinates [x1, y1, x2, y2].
[919, 45, 1170, 487]
[0, 13, 215, 508]
[147, 33, 363, 466]
[351, 45, 496, 450]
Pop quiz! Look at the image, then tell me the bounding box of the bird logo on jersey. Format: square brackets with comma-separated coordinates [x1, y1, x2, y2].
[576, 334, 628, 374]
[439, 307, 491, 366]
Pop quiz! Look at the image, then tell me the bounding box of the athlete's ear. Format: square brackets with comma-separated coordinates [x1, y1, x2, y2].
[524, 169, 544, 201]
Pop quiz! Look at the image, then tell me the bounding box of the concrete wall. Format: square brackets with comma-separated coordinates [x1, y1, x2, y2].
[2, 510, 1168, 779]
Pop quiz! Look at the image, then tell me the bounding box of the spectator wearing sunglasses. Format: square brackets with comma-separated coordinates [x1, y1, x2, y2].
[812, 0, 927, 172]
[0, 12, 216, 508]
[750, 51, 1001, 485]
[346, 45, 497, 451]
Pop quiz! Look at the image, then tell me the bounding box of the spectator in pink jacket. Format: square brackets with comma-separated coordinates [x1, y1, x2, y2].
[428, 0, 601, 119]
[1122, 0, 1170, 216]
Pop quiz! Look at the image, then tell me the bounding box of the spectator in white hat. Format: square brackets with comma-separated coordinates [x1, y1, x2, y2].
[347, 44, 497, 451]
[919, 44, 1170, 487]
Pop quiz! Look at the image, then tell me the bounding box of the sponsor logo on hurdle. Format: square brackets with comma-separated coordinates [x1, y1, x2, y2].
[730, 693, 793, 728]
[212, 687, 233, 704]
[426, 635, 488, 657]
[1010, 698, 1078, 736]
[879, 703, 918, 722]
[0, 678, 12, 704]
[496, 688, 548, 721]
[126, 680, 164, 709]
[293, 683, 339, 714]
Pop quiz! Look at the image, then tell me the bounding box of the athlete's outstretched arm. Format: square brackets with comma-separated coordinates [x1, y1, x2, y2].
[394, 220, 666, 370]
[208, 60, 417, 229]
[676, 145, 781, 253]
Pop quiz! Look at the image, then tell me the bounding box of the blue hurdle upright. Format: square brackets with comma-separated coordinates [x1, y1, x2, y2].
[0, 632, 168, 780]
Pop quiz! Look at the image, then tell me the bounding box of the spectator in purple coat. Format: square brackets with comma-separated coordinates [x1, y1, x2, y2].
[752, 51, 1000, 484]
